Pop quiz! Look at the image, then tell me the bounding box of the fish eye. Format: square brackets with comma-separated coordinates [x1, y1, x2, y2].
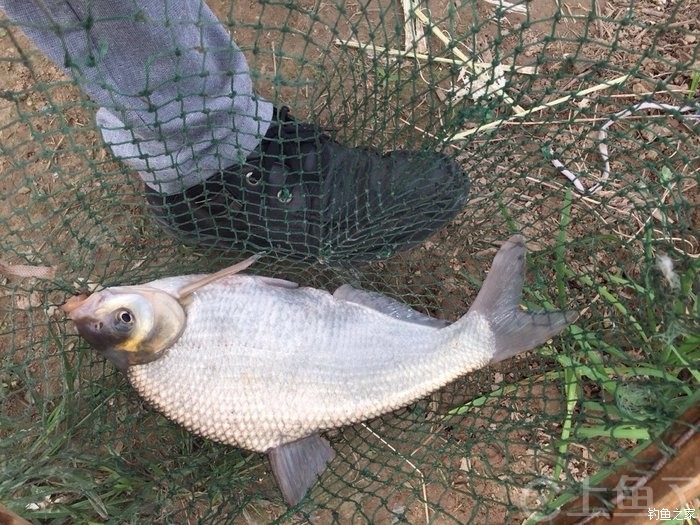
[114, 309, 134, 329]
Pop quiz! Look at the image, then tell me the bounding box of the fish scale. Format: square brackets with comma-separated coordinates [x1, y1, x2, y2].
[127, 275, 489, 452]
[65, 235, 578, 505]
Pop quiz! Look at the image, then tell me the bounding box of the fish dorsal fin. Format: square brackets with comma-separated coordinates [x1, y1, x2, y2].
[176, 254, 261, 300]
[333, 284, 449, 328]
[268, 434, 335, 506]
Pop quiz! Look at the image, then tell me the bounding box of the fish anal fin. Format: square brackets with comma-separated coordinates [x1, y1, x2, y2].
[268, 434, 335, 506]
[334, 284, 449, 328]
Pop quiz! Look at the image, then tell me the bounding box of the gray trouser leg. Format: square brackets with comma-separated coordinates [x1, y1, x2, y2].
[1, 0, 273, 193]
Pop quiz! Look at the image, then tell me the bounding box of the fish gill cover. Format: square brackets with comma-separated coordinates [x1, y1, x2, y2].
[0, 0, 698, 523]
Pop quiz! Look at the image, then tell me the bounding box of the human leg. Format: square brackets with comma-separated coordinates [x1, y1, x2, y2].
[2, 0, 272, 193]
[3, 0, 470, 263]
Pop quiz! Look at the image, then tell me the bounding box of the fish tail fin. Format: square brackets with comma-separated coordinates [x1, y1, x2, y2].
[467, 235, 578, 364]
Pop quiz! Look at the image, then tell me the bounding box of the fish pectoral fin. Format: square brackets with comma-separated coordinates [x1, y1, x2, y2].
[268, 434, 335, 506]
[333, 284, 449, 328]
[257, 276, 299, 289]
[175, 254, 261, 299]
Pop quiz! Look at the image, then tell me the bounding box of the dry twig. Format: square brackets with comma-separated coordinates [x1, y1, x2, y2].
[401, 0, 428, 54]
[333, 39, 535, 74]
[0, 259, 56, 279]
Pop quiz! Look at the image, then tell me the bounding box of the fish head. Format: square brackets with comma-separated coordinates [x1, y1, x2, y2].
[63, 286, 186, 371]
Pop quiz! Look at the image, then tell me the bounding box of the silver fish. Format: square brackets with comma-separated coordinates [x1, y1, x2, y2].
[63, 235, 577, 505]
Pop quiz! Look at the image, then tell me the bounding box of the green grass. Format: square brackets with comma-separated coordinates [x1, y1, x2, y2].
[451, 193, 700, 524]
[689, 70, 700, 98]
[446, 249, 699, 523]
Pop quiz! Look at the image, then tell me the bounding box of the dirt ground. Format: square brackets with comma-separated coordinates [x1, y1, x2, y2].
[0, 0, 697, 523]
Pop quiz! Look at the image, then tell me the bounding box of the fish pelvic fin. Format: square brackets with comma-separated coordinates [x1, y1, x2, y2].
[468, 235, 578, 364]
[268, 434, 335, 507]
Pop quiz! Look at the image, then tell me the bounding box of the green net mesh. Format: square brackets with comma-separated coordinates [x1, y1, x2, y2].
[1, 0, 698, 523]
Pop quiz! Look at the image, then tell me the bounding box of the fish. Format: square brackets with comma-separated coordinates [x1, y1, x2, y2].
[63, 235, 578, 506]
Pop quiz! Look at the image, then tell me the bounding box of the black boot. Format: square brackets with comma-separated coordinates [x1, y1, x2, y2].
[145, 107, 470, 263]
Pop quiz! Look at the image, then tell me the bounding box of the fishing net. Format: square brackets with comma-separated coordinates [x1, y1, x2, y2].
[1, 0, 698, 523]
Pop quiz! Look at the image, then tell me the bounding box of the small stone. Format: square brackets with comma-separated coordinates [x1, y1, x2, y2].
[15, 292, 42, 310]
[644, 149, 659, 161]
[631, 81, 647, 94]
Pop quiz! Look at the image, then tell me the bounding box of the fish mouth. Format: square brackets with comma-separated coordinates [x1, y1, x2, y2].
[62, 294, 89, 315]
[62, 293, 107, 336]
[62, 293, 103, 320]
[62, 293, 115, 353]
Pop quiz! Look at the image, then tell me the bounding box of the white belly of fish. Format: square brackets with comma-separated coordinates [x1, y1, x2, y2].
[127, 276, 495, 452]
